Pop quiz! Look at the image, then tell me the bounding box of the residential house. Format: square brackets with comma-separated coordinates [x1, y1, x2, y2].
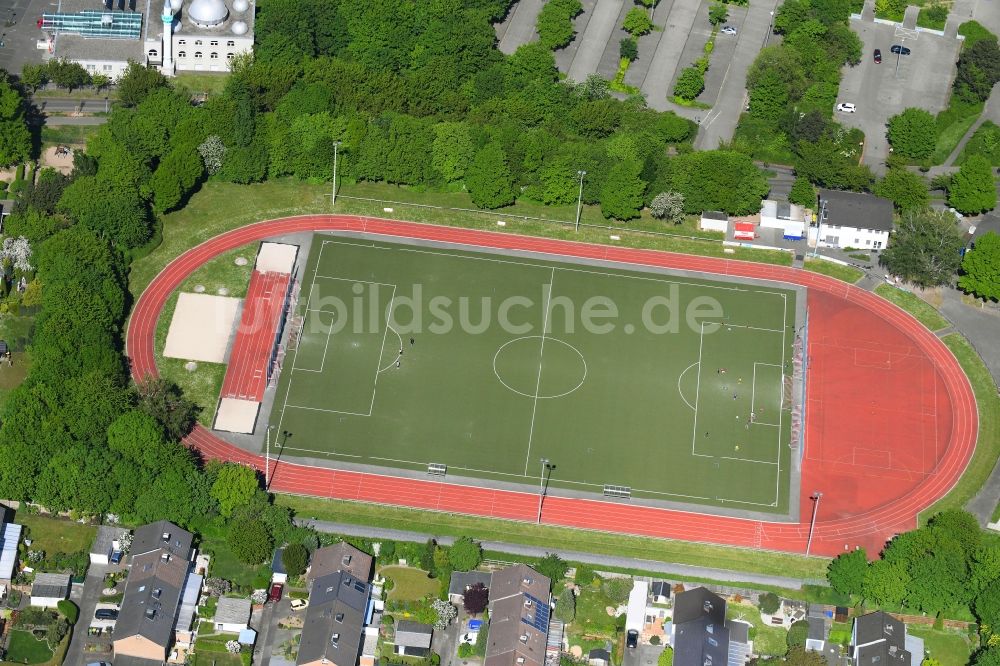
[112, 520, 199, 663]
[307, 542, 373, 584]
[813, 190, 893, 251]
[213, 597, 252, 633]
[90, 526, 129, 566]
[395, 620, 433, 657]
[449, 570, 493, 605]
[669, 587, 751, 666]
[30, 572, 71, 608]
[850, 611, 923, 666]
[296, 571, 371, 666]
[0, 521, 22, 592]
[484, 564, 552, 666]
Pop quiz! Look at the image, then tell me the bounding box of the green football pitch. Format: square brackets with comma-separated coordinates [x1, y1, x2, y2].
[268, 235, 796, 513]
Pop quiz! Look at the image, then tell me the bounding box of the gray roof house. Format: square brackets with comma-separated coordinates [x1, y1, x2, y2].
[214, 597, 252, 633]
[816, 190, 894, 250]
[30, 573, 71, 608]
[113, 520, 196, 663]
[484, 564, 551, 666]
[90, 525, 128, 565]
[297, 571, 371, 666]
[850, 612, 922, 666]
[670, 587, 751, 666]
[307, 542, 373, 584]
[449, 570, 493, 604]
[395, 620, 433, 657]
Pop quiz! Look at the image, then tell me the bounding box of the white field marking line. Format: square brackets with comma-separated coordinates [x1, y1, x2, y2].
[523, 268, 556, 476]
[313, 275, 397, 288]
[378, 323, 405, 374]
[775, 293, 787, 507]
[690, 451, 781, 465]
[276, 240, 326, 442]
[320, 238, 790, 301]
[690, 321, 706, 457]
[367, 285, 398, 414]
[493, 336, 588, 400]
[284, 404, 373, 417]
[280, 445, 363, 459]
[750, 361, 783, 425]
[677, 362, 699, 410]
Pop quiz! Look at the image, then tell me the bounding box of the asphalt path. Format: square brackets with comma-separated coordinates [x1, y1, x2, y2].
[295, 518, 826, 588]
[640, 0, 701, 109]
[497, 0, 545, 54]
[567, 0, 625, 82]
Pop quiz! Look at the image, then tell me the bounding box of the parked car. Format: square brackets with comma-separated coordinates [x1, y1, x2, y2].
[721, 25, 737, 35]
[873, 48, 882, 63]
[460, 633, 478, 645]
[269, 582, 284, 602]
[626, 630, 639, 649]
[290, 598, 308, 611]
[94, 609, 118, 621]
[836, 102, 857, 113]
[890, 44, 911, 55]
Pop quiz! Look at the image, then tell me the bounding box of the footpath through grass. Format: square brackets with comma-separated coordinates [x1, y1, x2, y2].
[802, 258, 864, 284]
[920, 334, 1000, 521]
[275, 494, 827, 581]
[874, 284, 951, 331]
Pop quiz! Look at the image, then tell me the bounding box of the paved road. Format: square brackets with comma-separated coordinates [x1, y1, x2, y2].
[497, 0, 545, 55]
[640, 0, 702, 109]
[566, 0, 625, 82]
[695, 0, 779, 149]
[296, 519, 825, 588]
[65, 564, 111, 666]
[32, 96, 113, 114]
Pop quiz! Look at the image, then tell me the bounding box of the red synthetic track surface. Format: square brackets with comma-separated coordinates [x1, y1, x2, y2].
[127, 216, 978, 557]
[219, 270, 291, 402]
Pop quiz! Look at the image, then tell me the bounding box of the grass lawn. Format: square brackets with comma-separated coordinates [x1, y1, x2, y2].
[173, 72, 231, 96]
[193, 633, 247, 666]
[932, 99, 984, 165]
[0, 351, 30, 412]
[802, 258, 864, 284]
[907, 625, 974, 666]
[271, 236, 794, 510]
[5, 629, 54, 664]
[956, 120, 1000, 166]
[128, 180, 791, 303]
[873, 284, 951, 331]
[379, 566, 438, 601]
[726, 602, 787, 657]
[17, 514, 96, 556]
[922, 334, 1000, 521]
[40, 124, 101, 147]
[570, 585, 619, 637]
[275, 495, 828, 581]
[200, 522, 271, 589]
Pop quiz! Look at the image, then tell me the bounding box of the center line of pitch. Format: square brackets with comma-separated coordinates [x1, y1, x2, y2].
[524, 268, 555, 476]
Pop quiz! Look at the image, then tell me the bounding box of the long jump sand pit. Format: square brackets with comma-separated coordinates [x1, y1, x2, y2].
[163, 292, 241, 363]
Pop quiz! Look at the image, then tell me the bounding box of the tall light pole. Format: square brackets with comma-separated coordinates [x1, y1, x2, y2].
[894, 38, 905, 77]
[812, 199, 827, 258]
[805, 491, 823, 556]
[536, 458, 555, 524]
[331, 140, 342, 207]
[763, 10, 774, 47]
[575, 170, 587, 232]
[265, 424, 276, 488]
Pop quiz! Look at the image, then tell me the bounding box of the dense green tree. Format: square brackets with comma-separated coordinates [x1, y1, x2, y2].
[827, 548, 868, 596]
[874, 167, 930, 211]
[46, 59, 90, 91]
[709, 3, 729, 24]
[58, 176, 150, 249]
[600, 160, 646, 220]
[535, 553, 568, 585]
[432, 122, 473, 183]
[658, 648, 673, 666]
[623, 7, 654, 36]
[674, 67, 705, 101]
[227, 516, 274, 565]
[863, 559, 910, 606]
[107, 410, 166, 465]
[537, 0, 583, 49]
[282, 543, 309, 577]
[467, 143, 516, 209]
[787, 620, 810, 647]
[758, 592, 780, 614]
[974, 648, 1000, 666]
[949, 155, 997, 214]
[620, 37, 639, 62]
[881, 209, 963, 286]
[532, 158, 580, 205]
[1, 209, 68, 243]
[959, 231, 1000, 300]
[554, 587, 576, 623]
[151, 145, 204, 214]
[571, 98, 623, 138]
[448, 537, 483, 571]
[668, 150, 769, 214]
[788, 176, 817, 207]
[16, 168, 70, 216]
[19, 63, 49, 92]
[212, 464, 261, 517]
[954, 38, 1000, 103]
[887, 108, 937, 160]
[135, 377, 199, 441]
[0, 74, 31, 167]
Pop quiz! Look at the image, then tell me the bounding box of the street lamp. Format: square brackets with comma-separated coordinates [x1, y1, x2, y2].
[805, 491, 823, 556]
[331, 140, 342, 207]
[574, 170, 587, 232]
[894, 38, 906, 77]
[763, 10, 774, 47]
[812, 198, 827, 258]
[265, 424, 276, 488]
[536, 458, 556, 524]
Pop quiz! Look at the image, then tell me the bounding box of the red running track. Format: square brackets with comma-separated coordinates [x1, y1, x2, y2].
[220, 270, 291, 402]
[127, 215, 978, 558]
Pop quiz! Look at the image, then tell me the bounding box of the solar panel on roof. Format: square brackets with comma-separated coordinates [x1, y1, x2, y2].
[522, 594, 550, 632]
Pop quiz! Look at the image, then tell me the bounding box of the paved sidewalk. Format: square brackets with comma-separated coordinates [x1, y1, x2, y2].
[497, 0, 545, 54]
[295, 519, 826, 588]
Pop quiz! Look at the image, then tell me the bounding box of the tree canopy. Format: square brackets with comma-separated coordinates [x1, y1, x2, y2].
[881, 209, 964, 286]
[887, 108, 937, 160]
[959, 231, 1000, 300]
[949, 155, 997, 214]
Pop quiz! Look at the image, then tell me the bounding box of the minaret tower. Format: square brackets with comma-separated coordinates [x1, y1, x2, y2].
[160, 0, 175, 76]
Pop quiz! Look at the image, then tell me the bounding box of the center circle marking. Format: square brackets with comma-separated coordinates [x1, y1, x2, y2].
[493, 336, 588, 399]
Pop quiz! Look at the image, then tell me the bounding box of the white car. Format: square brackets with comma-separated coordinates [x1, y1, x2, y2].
[460, 633, 478, 645]
[721, 25, 737, 35]
[836, 102, 857, 113]
[290, 598, 308, 611]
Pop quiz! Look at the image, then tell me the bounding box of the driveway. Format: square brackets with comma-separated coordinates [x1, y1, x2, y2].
[64, 564, 111, 666]
[566, 0, 626, 82]
[496, 0, 545, 55]
[623, 643, 662, 666]
[640, 0, 703, 109]
[434, 607, 462, 666]
[837, 14, 962, 173]
[255, 595, 289, 666]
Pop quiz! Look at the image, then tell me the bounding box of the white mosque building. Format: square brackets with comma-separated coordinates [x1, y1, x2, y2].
[40, 0, 254, 79]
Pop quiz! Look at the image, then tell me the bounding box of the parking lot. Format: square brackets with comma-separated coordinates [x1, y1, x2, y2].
[0, 0, 52, 74]
[837, 15, 962, 172]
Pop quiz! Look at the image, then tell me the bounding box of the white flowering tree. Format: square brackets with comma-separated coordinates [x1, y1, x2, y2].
[198, 135, 226, 175]
[225, 640, 241, 654]
[431, 598, 457, 630]
[0, 236, 32, 273]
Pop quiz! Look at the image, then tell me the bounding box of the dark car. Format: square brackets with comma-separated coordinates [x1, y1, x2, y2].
[269, 582, 284, 602]
[873, 48, 882, 63]
[94, 609, 118, 621]
[626, 630, 639, 649]
[890, 44, 911, 55]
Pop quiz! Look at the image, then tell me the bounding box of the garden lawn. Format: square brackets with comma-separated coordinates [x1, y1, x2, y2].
[932, 99, 984, 165]
[379, 566, 438, 601]
[956, 120, 1000, 166]
[193, 633, 247, 666]
[275, 497, 828, 581]
[40, 124, 101, 147]
[906, 625, 973, 666]
[18, 514, 96, 556]
[5, 630, 54, 664]
[923, 335, 1000, 520]
[873, 284, 951, 331]
[200, 522, 270, 589]
[0, 351, 29, 412]
[571, 586, 620, 636]
[173, 72, 231, 96]
[802, 259, 863, 283]
[726, 602, 787, 657]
